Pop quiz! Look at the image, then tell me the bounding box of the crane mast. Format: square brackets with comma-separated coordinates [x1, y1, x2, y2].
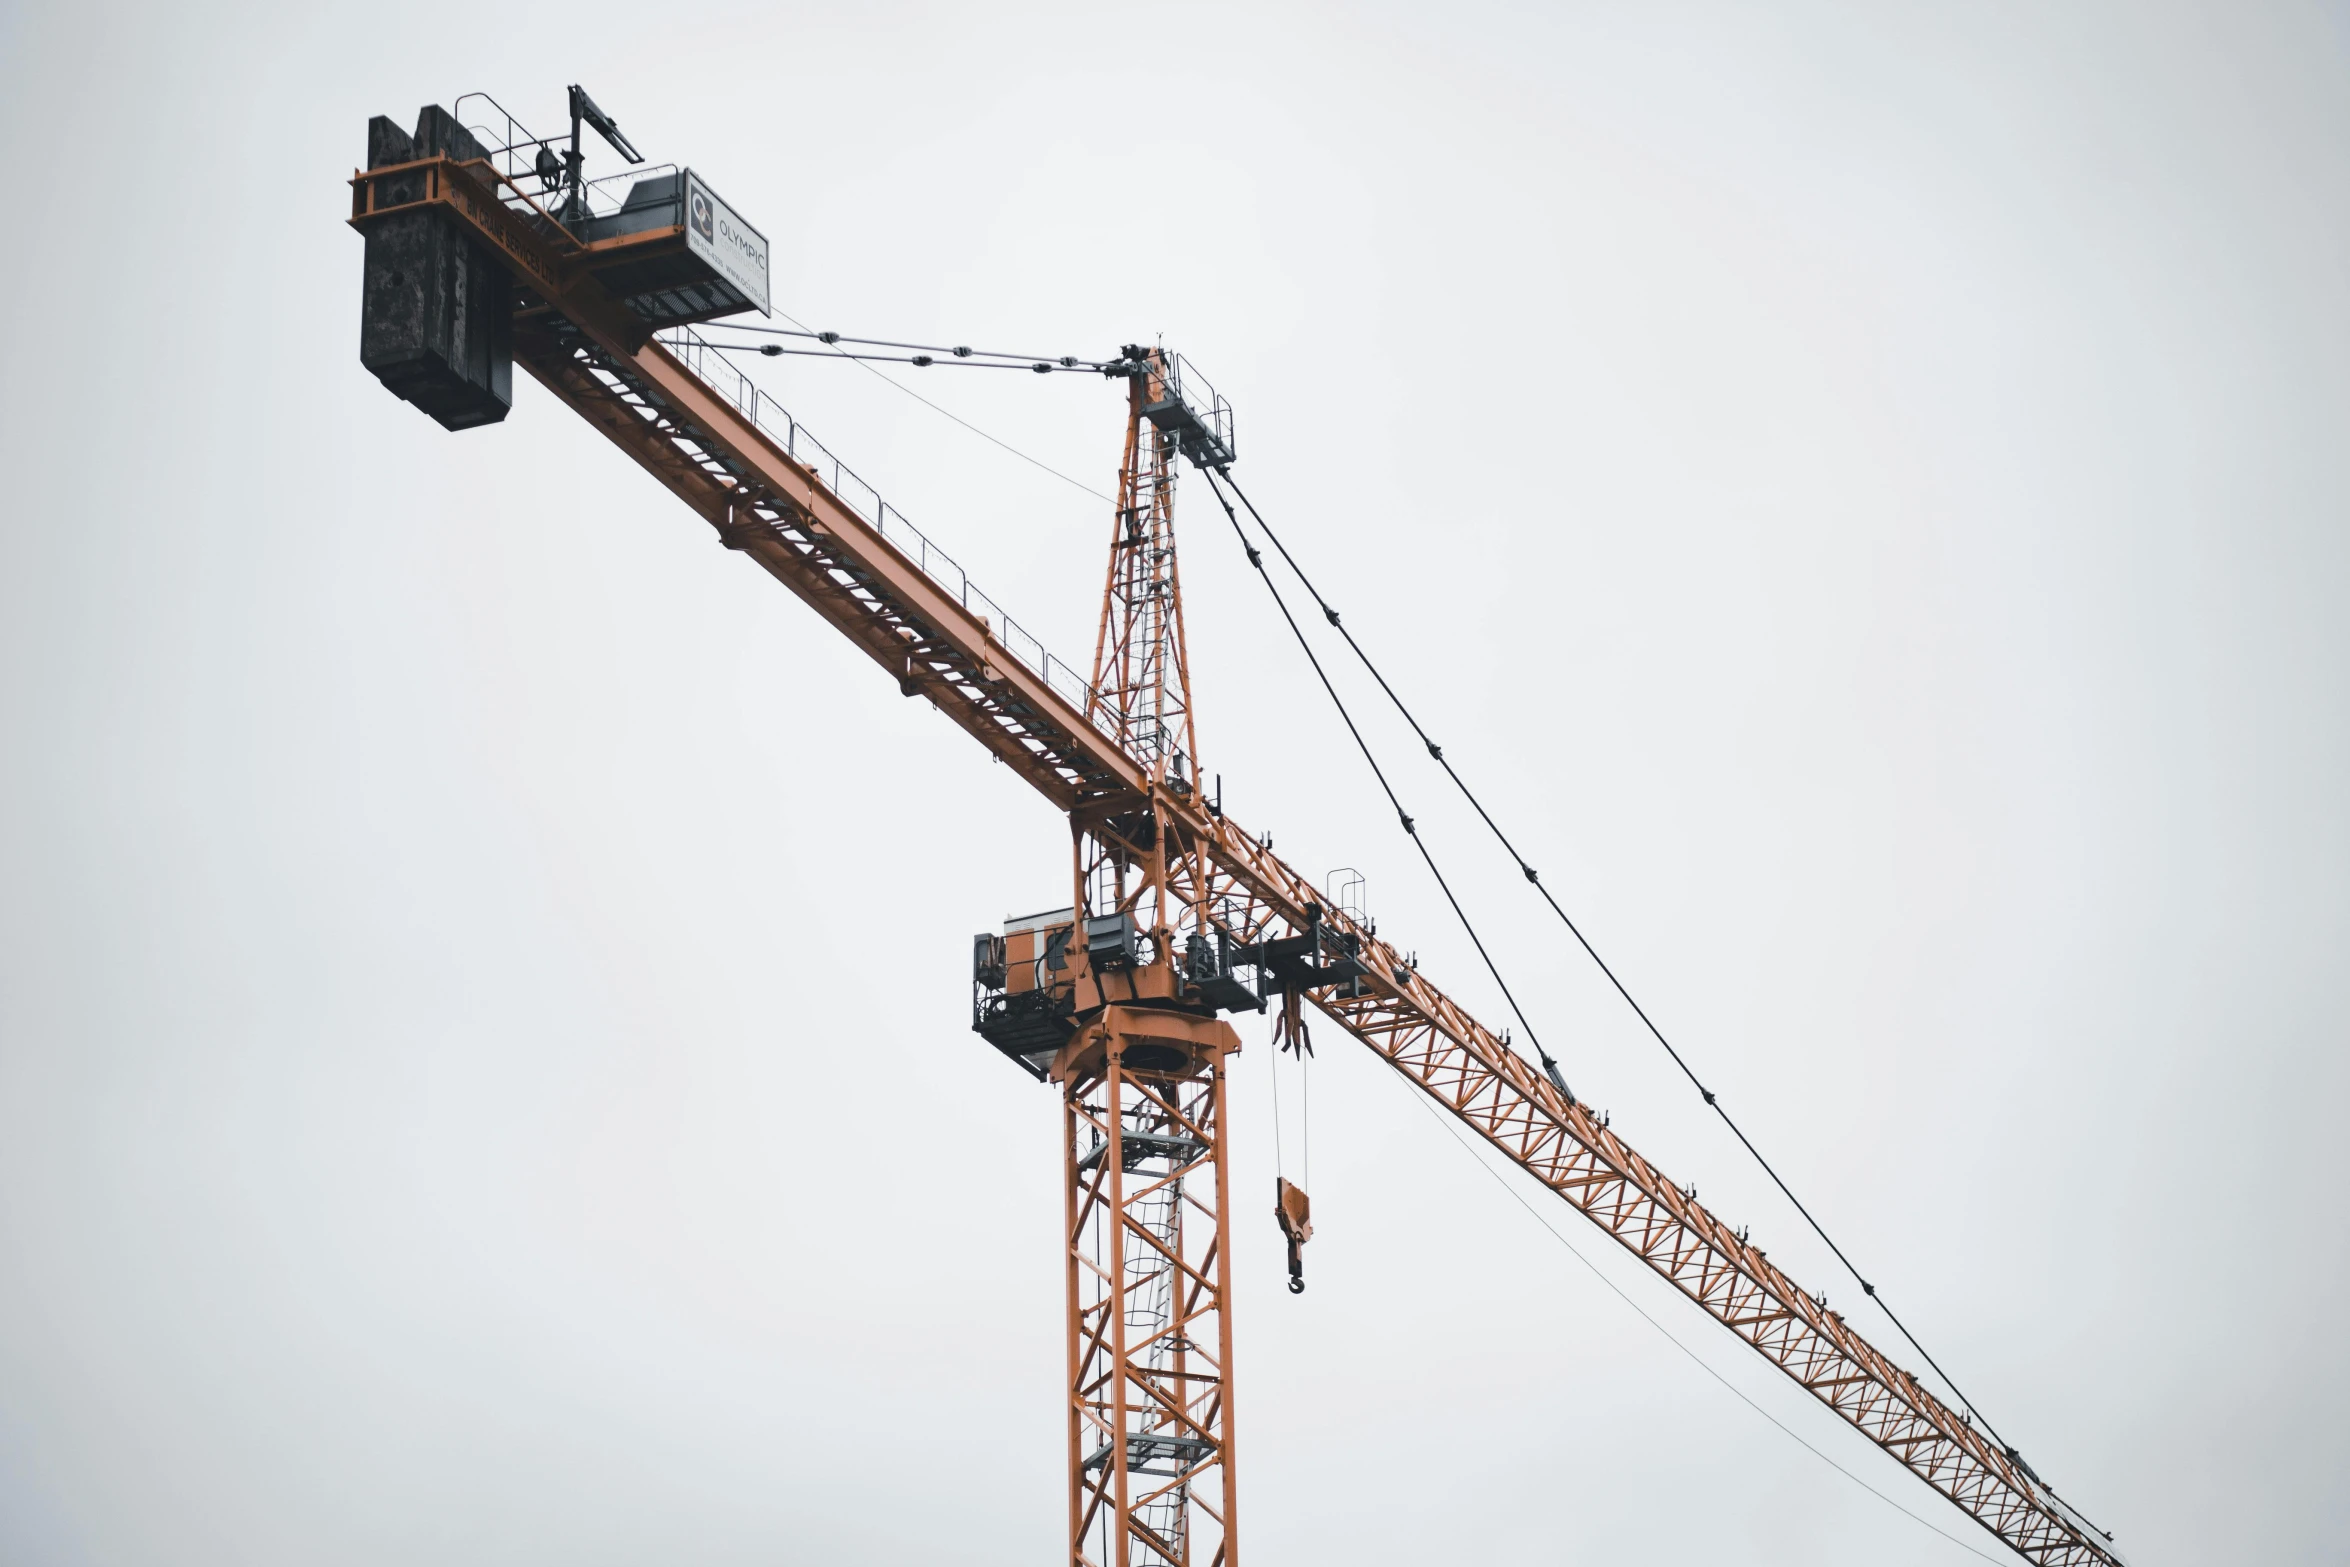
[346, 98, 2125, 1567]
[1056, 363, 1236, 1567]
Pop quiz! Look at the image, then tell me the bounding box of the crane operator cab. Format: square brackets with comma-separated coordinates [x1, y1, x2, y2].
[973, 903, 1375, 1079]
[971, 907, 1299, 1082]
[973, 903, 1362, 1292]
[972, 909, 1195, 1080]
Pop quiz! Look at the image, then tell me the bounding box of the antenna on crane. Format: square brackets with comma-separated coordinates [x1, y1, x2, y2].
[559, 83, 644, 220]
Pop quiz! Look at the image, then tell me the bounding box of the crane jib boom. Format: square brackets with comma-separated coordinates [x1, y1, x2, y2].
[348, 135, 2120, 1567]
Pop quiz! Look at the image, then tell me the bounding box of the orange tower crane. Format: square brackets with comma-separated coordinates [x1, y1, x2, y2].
[347, 92, 2126, 1567]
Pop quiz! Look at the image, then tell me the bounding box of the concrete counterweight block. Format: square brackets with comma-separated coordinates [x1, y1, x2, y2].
[358, 106, 513, 431]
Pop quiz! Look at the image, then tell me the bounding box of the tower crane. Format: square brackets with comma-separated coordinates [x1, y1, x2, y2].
[347, 91, 2126, 1567]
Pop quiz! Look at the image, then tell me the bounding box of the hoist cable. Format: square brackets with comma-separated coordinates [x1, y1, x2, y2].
[1208, 468, 2113, 1544]
[1268, 1026, 1287, 1180]
[1301, 1044, 1312, 1191]
[1195, 469, 1568, 1093]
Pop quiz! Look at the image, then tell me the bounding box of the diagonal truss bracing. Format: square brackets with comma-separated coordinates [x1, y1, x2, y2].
[516, 306, 2115, 1567]
[1186, 822, 2119, 1567]
[512, 317, 1146, 817]
[381, 149, 2118, 1564]
[1065, 1038, 1235, 1567]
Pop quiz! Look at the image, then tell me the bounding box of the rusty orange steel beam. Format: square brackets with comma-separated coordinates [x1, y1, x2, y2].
[363, 152, 2117, 1567]
[516, 314, 2115, 1564]
[513, 322, 1145, 816]
[1186, 825, 2119, 1567]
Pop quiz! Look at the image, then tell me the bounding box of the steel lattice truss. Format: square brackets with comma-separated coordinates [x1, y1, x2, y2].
[517, 317, 2113, 1567]
[1063, 359, 1236, 1567]
[1189, 824, 2117, 1566]
[1065, 1034, 1235, 1567]
[511, 319, 1143, 817]
[513, 316, 2114, 1567]
[363, 148, 2122, 1566]
[1088, 376, 1197, 784]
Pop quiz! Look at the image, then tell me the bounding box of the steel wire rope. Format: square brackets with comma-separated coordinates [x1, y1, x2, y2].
[662, 314, 2091, 1553]
[1389, 1069, 2014, 1566]
[1208, 466, 2114, 1545]
[695, 318, 1113, 369]
[1194, 469, 1570, 1093]
[705, 340, 1100, 371]
[1269, 1023, 1286, 1180]
[694, 312, 1116, 503]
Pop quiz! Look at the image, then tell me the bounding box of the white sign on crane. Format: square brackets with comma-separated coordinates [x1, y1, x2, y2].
[684, 169, 770, 315]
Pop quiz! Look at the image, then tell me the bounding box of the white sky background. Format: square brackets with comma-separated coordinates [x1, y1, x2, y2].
[2, 1, 2346, 1562]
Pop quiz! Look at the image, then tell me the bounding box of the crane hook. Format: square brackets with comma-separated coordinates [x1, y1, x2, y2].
[1274, 986, 1313, 1057]
[1275, 1177, 1313, 1295]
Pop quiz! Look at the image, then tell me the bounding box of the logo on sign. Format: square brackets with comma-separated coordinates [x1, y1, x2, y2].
[689, 189, 715, 243]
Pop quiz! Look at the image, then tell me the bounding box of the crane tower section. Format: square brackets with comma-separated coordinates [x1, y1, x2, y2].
[978, 351, 1255, 1566]
[1063, 354, 1236, 1567]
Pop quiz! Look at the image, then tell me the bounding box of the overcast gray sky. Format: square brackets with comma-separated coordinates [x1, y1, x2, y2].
[3, 2, 2346, 1562]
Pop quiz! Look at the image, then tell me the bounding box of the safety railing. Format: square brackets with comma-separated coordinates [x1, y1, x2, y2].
[1157, 352, 1235, 469]
[451, 92, 677, 236]
[656, 325, 1108, 731]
